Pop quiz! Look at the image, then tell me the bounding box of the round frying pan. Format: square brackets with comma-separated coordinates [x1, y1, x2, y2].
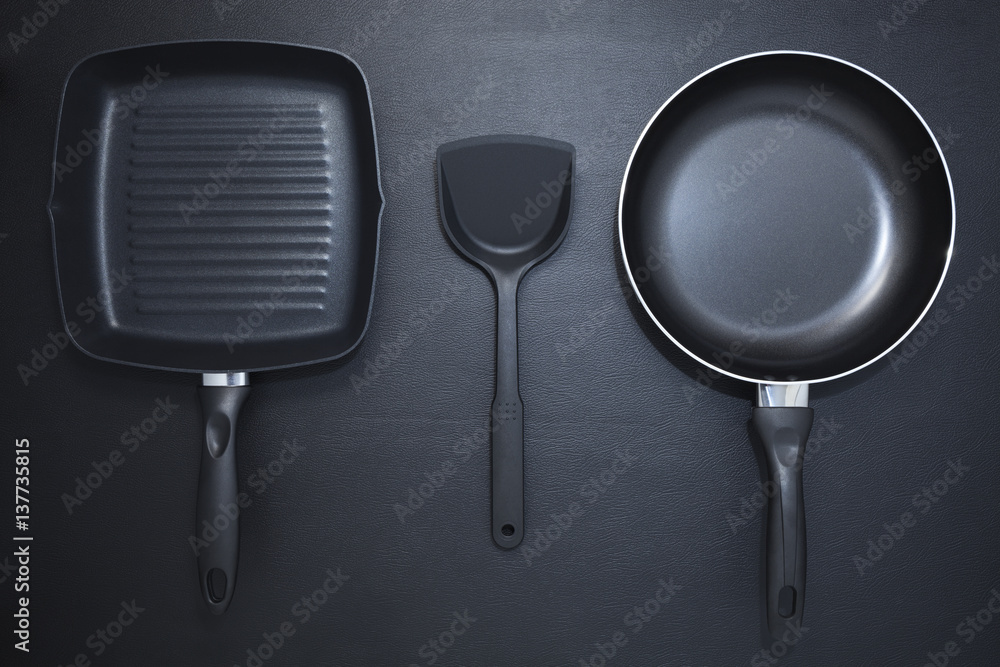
[619, 51, 954, 636]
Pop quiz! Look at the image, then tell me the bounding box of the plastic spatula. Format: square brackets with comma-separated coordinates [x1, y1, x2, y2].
[437, 135, 575, 548]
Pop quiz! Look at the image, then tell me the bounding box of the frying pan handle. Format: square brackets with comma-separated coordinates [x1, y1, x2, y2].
[492, 277, 523, 548]
[752, 406, 813, 639]
[196, 384, 250, 614]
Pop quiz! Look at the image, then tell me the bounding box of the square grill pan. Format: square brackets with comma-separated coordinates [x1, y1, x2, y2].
[49, 40, 383, 373]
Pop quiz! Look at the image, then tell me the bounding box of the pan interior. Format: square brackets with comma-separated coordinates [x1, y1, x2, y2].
[49, 42, 382, 373]
[621, 54, 952, 382]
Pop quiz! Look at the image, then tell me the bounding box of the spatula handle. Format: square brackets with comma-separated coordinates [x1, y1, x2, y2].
[492, 278, 523, 548]
[196, 383, 250, 614]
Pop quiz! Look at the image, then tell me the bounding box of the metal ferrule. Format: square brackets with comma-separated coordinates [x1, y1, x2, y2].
[202, 372, 250, 387]
[757, 383, 809, 408]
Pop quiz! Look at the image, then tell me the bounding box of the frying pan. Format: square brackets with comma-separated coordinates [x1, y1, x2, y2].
[619, 51, 954, 636]
[48, 41, 383, 614]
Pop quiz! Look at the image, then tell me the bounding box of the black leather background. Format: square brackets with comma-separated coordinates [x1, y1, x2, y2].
[1, 1, 998, 665]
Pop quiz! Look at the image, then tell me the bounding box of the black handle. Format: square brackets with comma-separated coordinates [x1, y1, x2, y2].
[492, 276, 523, 548]
[751, 406, 813, 638]
[196, 384, 250, 614]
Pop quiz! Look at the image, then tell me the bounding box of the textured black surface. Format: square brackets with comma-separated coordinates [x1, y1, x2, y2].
[1, 1, 998, 666]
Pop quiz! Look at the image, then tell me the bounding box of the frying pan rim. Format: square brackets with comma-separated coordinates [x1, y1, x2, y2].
[46, 38, 386, 375]
[436, 133, 576, 283]
[617, 50, 956, 386]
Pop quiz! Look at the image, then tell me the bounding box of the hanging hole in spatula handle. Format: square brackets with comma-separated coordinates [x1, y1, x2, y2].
[491, 395, 523, 547]
[751, 406, 813, 639]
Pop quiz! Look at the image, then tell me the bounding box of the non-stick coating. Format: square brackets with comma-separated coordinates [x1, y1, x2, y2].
[49, 41, 383, 373]
[620, 53, 953, 383]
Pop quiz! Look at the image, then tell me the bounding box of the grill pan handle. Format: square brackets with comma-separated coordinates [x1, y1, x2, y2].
[196, 374, 250, 614]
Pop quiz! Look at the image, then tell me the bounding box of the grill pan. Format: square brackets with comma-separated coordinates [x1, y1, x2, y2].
[48, 40, 383, 614]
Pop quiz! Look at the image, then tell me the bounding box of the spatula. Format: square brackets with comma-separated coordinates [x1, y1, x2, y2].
[437, 135, 574, 548]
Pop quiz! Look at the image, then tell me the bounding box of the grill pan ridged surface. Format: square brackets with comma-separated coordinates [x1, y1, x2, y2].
[49, 41, 383, 373]
[127, 103, 333, 315]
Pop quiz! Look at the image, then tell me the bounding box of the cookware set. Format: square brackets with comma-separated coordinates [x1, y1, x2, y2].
[48, 41, 954, 638]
